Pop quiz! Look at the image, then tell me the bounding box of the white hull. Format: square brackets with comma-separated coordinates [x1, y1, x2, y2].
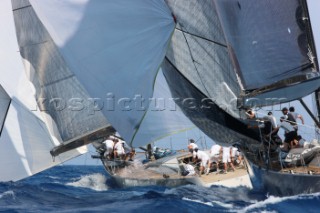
[101, 152, 252, 189]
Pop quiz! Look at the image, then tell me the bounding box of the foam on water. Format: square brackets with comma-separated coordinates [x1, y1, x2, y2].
[0, 190, 15, 199]
[239, 192, 320, 213]
[2, 165, 319, 212]
[66, 173, 108, 191]
[211, 200, 234, 209]
[182, 197, 214, 207]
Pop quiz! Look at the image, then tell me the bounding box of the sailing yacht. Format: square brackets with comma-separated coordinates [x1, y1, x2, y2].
[162, 0, 320, 195]
[89, 71, 250, 188]
[0, 0, 174, 182]
[1, 0, 320, 196]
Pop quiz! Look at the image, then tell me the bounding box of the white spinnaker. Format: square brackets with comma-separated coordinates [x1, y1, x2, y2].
[132, 70, 195, 147]
[29, 0, 175, 143]
[0, 0, 86, 182]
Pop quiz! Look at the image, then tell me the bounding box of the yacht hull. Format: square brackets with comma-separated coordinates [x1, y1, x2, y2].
[246, 159, 320, 196]
[100, 152, 251, 189]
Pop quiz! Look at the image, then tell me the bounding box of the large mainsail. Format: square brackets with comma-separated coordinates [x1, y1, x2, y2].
[215, 0, 317, 89]
[214, 0, 319, 107]
[165, 0, 241, 119]
[12, 0, 112, 144]
[163, 0, 258, 145]
[0, 0, 86, 182]
[162, 0, 319, 145]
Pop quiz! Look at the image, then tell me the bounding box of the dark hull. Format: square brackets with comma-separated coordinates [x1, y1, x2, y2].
[163, 57, 320, 196]
[246, 159, 320, 196]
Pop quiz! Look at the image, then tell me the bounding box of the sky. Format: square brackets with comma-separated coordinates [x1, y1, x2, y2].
[66, 0, 320, 165]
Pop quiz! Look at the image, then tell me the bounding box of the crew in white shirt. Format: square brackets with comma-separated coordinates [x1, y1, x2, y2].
[192, 149, 209, 175]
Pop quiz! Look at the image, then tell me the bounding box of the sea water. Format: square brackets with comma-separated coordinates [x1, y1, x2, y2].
[0, 165, 319, 213]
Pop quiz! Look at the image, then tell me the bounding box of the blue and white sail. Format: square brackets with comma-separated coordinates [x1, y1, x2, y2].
[28, 0, 175, 144]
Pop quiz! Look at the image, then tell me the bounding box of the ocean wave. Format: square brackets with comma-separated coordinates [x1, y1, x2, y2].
[0, 190, 15, 199]
[66, 173, 108, 191]
[182, 197, 214, 207]
[239, 192, 320, 213]
[211, 200, 234, 209]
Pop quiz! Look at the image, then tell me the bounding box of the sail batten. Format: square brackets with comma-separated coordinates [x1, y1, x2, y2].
[243, 75, 320, 107]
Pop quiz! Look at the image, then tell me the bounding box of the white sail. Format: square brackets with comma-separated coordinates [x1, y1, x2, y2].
[1, 0, 178, 181]
[132, 70, 195, 147]
[0, 0, 86, 182]
[28, 0, 175, 143]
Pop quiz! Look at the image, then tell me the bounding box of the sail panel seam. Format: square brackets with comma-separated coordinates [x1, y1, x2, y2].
[12, 5, 31, 12]
[175, 28, 227, 48]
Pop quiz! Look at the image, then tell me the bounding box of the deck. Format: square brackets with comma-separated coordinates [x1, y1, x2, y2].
[199, 166, 252, 188]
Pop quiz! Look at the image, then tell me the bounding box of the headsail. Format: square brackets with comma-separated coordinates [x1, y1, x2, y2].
[28, 0, 175, 144]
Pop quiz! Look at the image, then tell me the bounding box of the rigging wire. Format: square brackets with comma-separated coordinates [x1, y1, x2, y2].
[176, 25, 241, 98]
[175, 28, 227, 48]
[179, 27, 212, 97]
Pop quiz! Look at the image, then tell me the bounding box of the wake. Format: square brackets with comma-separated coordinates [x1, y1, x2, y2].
[66, 173, 108, 191]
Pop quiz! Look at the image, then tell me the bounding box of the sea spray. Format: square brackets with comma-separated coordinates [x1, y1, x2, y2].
[66, 173, 108, 191]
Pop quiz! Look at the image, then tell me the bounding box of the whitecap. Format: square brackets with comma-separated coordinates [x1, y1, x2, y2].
[48, 176, 60, 180]
[66, 173, 108, 191]
[0, 190, 15, 199]
[182, 197, 214, 207]
[211, 200, 234, 209]
[239, 192, 320, 213]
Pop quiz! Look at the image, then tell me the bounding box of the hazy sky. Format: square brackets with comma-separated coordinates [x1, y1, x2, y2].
[66, 0, 320, 165]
